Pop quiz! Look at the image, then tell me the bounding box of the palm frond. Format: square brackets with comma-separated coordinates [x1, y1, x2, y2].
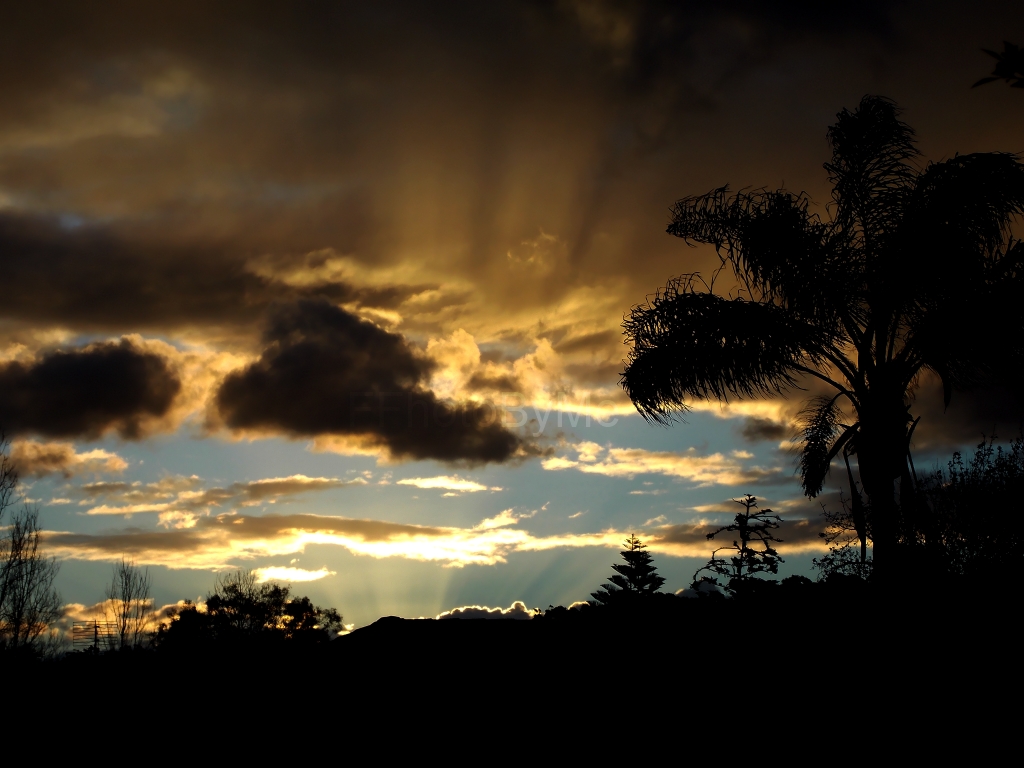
[668, 187, 851, 334]
[621, 276, 825, 423]
[904, 209, 1024, 398]
[825, 95, 919, 239]
[799, 395, 857, 497]
[904, 153, 1024, 267]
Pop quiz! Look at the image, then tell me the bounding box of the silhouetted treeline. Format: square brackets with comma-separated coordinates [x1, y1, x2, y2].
[152, 570, 342, 656]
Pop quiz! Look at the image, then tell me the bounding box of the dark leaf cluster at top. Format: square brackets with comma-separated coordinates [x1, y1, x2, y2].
[974, 41, 1024, 89]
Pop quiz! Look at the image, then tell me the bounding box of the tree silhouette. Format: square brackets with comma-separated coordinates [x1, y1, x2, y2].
[974, 41, 1024, 89]
[591, 534, 666, 605]
[104, 556, 152, 651]
[155, 569, 343, 651]
[693, 495, 783, 595]
[0, 436, 62, 653]
[0, 506, 62, 651]
[620, 95, 1024, 580]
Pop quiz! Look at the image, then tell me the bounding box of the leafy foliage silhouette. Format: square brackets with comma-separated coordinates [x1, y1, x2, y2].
[921, 435, 1024, 580]
[620, 95, 1024, 579]
[590, 534, 666, 605]
[974, 41, 1024, 89]
[156, 569, 342, 651]
[693, 494, 783, 595]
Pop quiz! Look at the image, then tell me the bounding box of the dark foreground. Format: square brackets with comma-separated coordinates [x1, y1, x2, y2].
[18, 586, 1017, 708]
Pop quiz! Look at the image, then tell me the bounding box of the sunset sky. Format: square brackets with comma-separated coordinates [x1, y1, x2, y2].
[2, 1, 1022, 627]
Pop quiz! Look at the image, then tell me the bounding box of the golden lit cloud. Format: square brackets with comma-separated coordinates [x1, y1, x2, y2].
[542, 444, 787, 486]
[79, 474, 363, 520]
[42, 508, 828, 572]
[252, 566, 336, 583]
[10, 439, 128, 478]
[396, 475, 502, 493]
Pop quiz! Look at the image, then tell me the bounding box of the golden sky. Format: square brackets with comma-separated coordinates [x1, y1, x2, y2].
[2, 1, 1022, 625]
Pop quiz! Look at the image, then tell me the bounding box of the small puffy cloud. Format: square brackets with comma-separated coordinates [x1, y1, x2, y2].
[436, 600, 535, 620]
[10, 439, 128, 478]
[253, 566, 336, 583]
[542, 443, 788, 487]
[397, 475, 501, 493]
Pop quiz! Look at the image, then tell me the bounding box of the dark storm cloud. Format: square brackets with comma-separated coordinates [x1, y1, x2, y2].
[0, 213, 430, 332]
[0, 339, 179, 438]
[216, 300, 532, 463]
[741, 416, 790, 442]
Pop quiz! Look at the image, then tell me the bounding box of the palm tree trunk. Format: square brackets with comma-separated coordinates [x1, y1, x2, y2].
[857, 397, 913, 583]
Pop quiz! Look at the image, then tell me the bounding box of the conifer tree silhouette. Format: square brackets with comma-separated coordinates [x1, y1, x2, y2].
[591, 534, 666, 605]
[620, 95, 1024, 581]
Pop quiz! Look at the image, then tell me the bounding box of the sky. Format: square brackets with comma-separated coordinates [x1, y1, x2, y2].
[2, 1, 1023, 628]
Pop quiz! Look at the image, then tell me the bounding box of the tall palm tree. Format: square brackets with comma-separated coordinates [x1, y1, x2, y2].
[620, 96, 1024, 579]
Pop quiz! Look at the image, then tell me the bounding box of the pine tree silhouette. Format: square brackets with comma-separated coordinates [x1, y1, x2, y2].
[591, 534, 666, 605]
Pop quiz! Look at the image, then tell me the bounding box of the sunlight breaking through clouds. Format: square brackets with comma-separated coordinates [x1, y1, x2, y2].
[253, 566, 336, 583]
[41, 508, 826, 571]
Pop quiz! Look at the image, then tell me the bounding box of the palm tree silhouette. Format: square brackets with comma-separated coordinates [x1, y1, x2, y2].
[621, 95, 1024, 580]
